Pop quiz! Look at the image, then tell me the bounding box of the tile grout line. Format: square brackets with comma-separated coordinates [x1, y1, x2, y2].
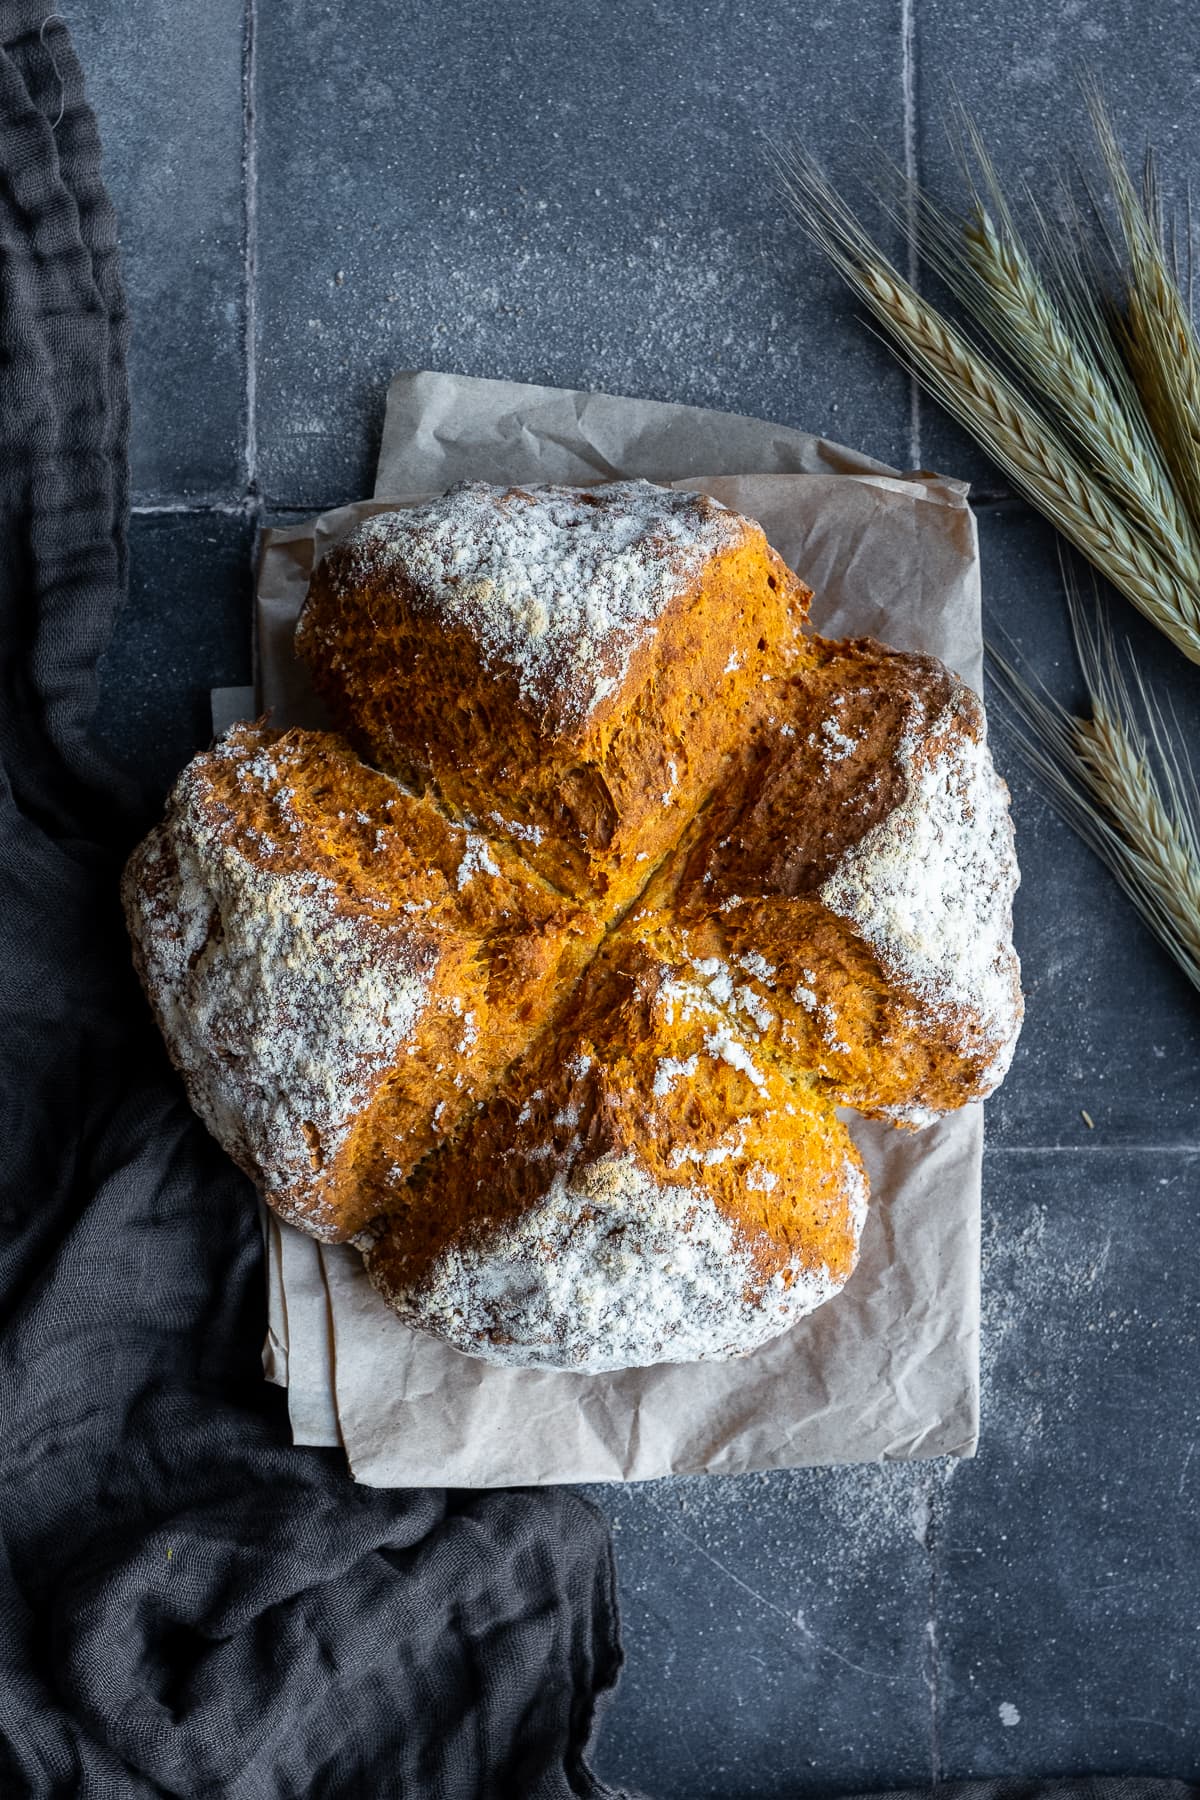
[925, 1468, 945, 1786]
[900, 0, 921, 469]
[985, 1142, 1200, 1155]
[130, 496, 363, 518]
[132, 499, 258, 518]
[241, 0, 260, 503]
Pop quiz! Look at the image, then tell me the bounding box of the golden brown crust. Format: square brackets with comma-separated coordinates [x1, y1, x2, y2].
[295, 480, 812, 908]
[122, 723, 601, 1240]
[123, 483, 1023, 1369]
[636, 635, 1023, 1124]
[362, 932, 866, 1370]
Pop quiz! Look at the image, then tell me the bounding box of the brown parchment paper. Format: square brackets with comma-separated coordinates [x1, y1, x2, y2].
[248, 370, 986, 1486]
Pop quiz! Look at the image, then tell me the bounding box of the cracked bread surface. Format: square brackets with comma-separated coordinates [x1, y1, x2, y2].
[360, 933, 866, 1370]
[654, 634, 1024, 1124]
[122, 723, 600, 1240]
[124, 482, 1022, 1370]
[294, 479, 813, 909]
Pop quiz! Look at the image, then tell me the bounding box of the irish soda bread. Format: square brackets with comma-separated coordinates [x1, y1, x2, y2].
[123, 478, 1022, 1371]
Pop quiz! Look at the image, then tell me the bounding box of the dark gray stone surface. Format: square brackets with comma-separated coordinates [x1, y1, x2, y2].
[70, 0, 246, 497]
[252, 0, 914, 509]
[83, 2, 1200, 1794]
[588, 1143, 1200, 1799]
[938, 1146, 1200, 1781]
[94, 513, 254, 809]
[587, 1463, 936, 1798]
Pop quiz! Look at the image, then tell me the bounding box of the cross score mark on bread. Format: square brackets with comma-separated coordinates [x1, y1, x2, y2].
[123, 481, 1022, 1371]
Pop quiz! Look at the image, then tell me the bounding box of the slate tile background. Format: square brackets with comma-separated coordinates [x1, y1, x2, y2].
[68, 0, 247, 497]
[93, 514, 255, 814]
[82, 1, 1200, 1794]
[936, 1147, 1200, 1780]
[251, 0, 914, 507]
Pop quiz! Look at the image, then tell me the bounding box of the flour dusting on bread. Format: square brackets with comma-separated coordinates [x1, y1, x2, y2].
[347, 479, 743, 727]
[126, 823, 433, 1239]
[362, 1151, 853, 1373]
[122, 481, 1025, 1372]
[820, 690, 1022, 1090]
[122, 723, 598, 1242]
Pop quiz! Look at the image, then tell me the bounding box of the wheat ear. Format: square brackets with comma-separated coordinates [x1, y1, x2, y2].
[959, 206, 1200, 575]
[987, 578, 1200, 992]
[1086, 87, 1200, 542]
[772, 145, 1200, 664]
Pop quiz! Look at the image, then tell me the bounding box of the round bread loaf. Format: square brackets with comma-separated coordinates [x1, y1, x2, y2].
[123, 479, 1022, 1371]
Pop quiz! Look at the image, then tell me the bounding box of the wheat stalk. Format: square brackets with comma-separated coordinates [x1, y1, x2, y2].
[1085, 87, 1200, 541]
[911, 114, 1194, 557]
[881, 123, 1187, 543]
[772, 144, 1200, 664]
[773, 110, 1200, 991]
[987, 579, 1200, 993]
[961, 207, 1200, 570]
